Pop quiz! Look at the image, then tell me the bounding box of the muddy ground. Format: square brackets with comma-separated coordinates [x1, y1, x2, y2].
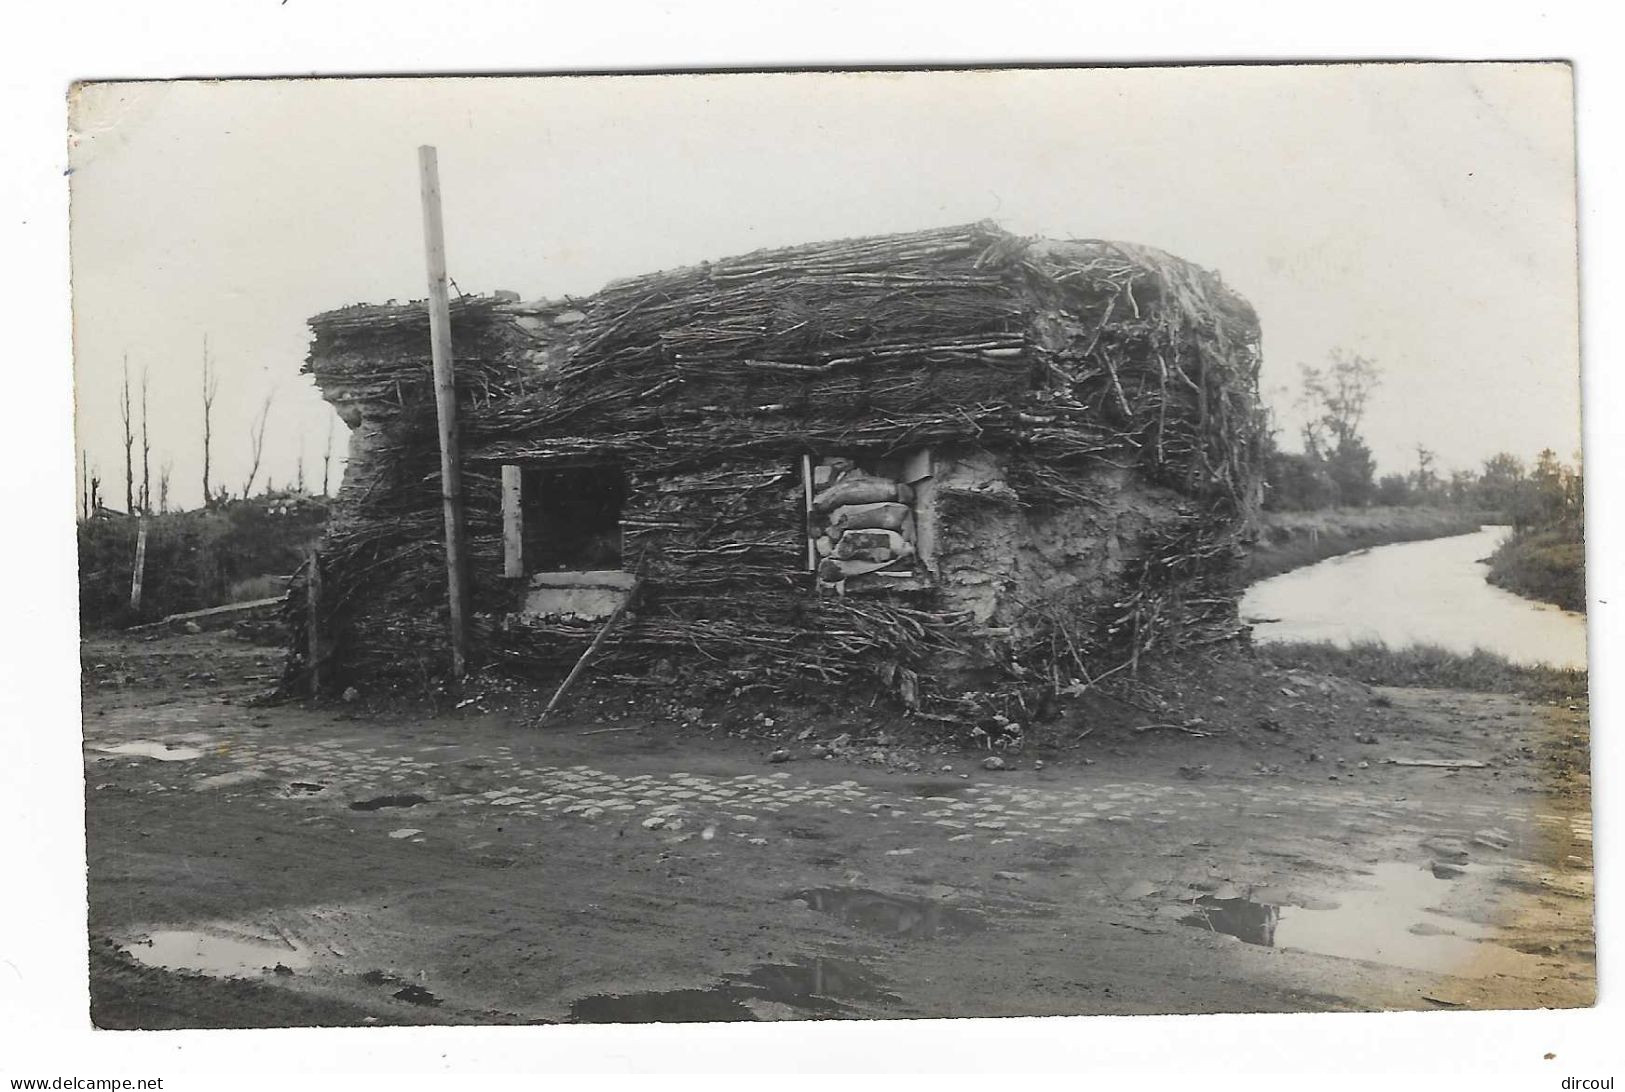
[80, 631, 1594, 1027]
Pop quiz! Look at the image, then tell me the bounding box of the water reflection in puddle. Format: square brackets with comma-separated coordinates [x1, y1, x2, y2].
[349, 794, 428, 811]
[1178, 862, 1502, 975]
[128, 929, 313, 976]
[568, 955, 895, 1023]
[94, 741, 205, 762]
[792, 888, 985, 939]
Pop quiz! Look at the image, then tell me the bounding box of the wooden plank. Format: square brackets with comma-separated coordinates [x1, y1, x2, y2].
[800, 453, 817, 571]
[535, 577, 642, 727]
[501, 464, 524, 578]
[900, 446, 934, 484]
[126, 595, 286, 632]
[418, 145, 472, 682]
[128, 518, 148, 611]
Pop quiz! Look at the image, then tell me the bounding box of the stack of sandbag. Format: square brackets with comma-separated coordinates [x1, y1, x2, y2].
[810, 462, 920, 588]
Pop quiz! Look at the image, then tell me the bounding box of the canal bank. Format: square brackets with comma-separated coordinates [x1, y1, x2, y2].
[1245, 507, 1489, 583]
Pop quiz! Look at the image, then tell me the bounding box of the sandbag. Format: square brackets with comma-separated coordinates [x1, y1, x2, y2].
[818, 556, 904, 583]
[829, 501, 911, 533]
[834, 528, 910, 560]
[813, 472, 900, 512]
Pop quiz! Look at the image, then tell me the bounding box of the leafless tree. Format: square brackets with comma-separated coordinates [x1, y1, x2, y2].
[322, 415, 336, 496]
[201, 334, 220, 507]
[158, 457, 173, 514]
[295, 428, 306, 493]
[89, 466, 102, 514]
[139, 366, 151, 513]
[120, 354, 134, 513]
[81, 449, 90, 521]
[242, 391, 274, 498]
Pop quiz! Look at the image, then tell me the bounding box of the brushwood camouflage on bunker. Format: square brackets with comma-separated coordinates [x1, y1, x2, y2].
[288, 222, 1267, 716]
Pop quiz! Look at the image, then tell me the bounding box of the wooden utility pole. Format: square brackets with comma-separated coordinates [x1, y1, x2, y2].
[418, 145, 471, 681]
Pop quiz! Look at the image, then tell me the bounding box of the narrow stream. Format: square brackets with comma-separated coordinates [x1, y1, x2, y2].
[1242, 526, 1587, 669]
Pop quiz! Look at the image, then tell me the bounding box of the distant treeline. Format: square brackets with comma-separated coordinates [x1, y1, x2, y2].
[78, 493, 330, 630]
[1266, 443, 1584, 527]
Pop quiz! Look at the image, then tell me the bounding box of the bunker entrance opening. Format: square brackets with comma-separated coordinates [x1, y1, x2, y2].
[522, 465, 627, 572]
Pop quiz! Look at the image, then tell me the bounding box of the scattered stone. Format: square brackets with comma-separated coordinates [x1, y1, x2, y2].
[768, 749, 793, 764]
[1430, 860, 1467, 879]
[342, 686, 360, 703]
[183, 621, 203, 635]
[640, 816, 667, 831]
[981, 756, 1007, 771]
[1355, 732, 1379, 745]
[388, 828, 423, 839]
[1177, 764, 1209, 781]
[993, 870, 1028, 883]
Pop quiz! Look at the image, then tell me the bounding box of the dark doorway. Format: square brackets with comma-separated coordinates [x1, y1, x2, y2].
[522, 465, 626, 571]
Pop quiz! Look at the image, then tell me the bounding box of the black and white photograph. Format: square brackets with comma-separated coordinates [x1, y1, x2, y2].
[61, 64, 1594, 1032]
[6, 15, 1621, 1076]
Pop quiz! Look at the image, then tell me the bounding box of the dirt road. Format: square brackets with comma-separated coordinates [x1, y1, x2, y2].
[80, 632, 1594, 1027]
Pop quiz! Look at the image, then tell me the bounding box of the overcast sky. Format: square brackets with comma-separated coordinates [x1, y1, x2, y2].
[68, 65, 1579, 511]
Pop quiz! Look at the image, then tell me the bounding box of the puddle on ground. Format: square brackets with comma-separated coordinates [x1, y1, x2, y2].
[792, 887, 985, 940]
[570, 988, 759, 1023]
[732, 956, 899, 1012]
[127, 928, 313, 977]
[94, 741, 204, 762]
[569, 955, 896, 1023]
[393, 984, 441, 1006]
[1178, 861, 1511, 976]
[349, 793, 429, 811]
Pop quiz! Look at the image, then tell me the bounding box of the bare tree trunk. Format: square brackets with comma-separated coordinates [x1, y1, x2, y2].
[322, 415, 335, 496]
[139, 366, 151, 514]
[295, 428, 306, 493]
[201, 334, 218, 507]
[81, 449, 89, 521]
[121, 354, 133, 513]
[158, 458, 172, 514]
[242, 391, 273, 498]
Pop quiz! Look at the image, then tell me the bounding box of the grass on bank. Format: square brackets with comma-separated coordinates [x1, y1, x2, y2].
[1487, 525, 1587, 613]
[1256, 639, 1588, 704]
[1243, 507, 1488, 582]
